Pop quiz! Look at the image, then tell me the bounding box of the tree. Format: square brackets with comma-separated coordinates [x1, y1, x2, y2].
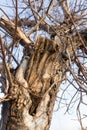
[0, 0, 87, 130]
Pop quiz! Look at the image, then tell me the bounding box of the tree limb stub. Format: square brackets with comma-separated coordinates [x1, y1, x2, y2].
[15, 56, 30, 88]
[27, 36, 64, 96]
[0, 16, 33, 46]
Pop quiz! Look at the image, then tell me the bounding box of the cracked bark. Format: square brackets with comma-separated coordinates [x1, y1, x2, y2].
[0, 16, 86, 130]
[0, 36, 67, 130]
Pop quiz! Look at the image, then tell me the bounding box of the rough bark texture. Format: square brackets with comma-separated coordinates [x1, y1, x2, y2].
[0, 14, 86, 130]
[0, 0, 87, 129]
[0, 36, 67, 130]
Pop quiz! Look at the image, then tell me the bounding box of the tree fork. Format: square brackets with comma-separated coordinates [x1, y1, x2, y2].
[1, 37, 68, 130]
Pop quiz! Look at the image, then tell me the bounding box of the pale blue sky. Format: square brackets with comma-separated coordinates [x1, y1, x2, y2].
[50, 96, 87, 130]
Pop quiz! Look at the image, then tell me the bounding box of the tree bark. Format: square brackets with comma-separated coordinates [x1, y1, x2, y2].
[0, 16, 86, 130]
[0, 36, 66, 130]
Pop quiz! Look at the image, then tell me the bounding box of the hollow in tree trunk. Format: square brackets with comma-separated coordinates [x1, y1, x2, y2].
[0, 37, 67, 130]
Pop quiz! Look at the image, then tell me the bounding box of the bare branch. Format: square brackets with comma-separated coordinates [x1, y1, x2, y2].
[0, 16, 33, 46]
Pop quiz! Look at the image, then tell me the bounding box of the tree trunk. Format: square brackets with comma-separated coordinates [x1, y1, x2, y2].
[0, 37, 67, 130]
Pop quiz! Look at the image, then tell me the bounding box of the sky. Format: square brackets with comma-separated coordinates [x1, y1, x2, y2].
[49, 79, 87, 130]
[50, 100, 87, 130]
[0, 1, 87, 130]
[50, 109, 80, 130]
